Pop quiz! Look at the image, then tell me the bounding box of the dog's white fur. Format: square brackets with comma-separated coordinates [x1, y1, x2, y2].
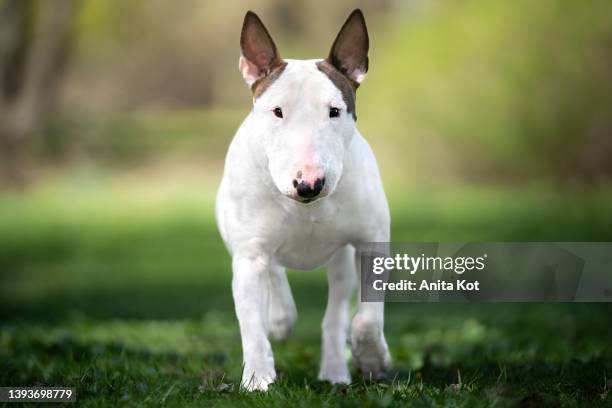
[216, 10, 390, 391]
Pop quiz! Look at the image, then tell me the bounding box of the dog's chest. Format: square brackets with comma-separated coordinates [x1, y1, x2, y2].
[273, 206, 346, 270]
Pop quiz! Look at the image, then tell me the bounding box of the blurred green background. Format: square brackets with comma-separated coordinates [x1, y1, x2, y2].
[1, 0, 612, 405]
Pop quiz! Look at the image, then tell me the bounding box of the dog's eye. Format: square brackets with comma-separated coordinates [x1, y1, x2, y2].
[329, 107, 340, 118]
[273, 107, 283, 118]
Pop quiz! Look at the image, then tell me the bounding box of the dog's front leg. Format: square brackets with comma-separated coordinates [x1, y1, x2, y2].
[319, 245, 356, 384]
[351, 241, 391, 380]
[232, 254, 276, 391]
[268, 264, 297, 341]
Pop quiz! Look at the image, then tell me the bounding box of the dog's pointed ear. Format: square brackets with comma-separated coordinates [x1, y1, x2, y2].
[239, 11, 282, 86]
[327, 9, 369, 84]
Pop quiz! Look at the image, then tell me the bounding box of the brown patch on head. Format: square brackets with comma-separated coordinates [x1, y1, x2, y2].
[316, 60, 358, 120]
[251, 61, 287, 99]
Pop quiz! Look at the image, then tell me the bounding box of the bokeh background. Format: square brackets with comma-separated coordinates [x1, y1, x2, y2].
[1, 0, 612, 405]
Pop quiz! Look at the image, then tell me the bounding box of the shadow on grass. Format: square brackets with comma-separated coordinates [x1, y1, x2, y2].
[0, 278, 331, 323]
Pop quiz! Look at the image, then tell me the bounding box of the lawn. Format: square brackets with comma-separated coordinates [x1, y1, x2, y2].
[1, 179, 612, 407]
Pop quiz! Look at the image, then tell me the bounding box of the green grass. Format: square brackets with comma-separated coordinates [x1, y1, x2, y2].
[1, 181, 612, 406]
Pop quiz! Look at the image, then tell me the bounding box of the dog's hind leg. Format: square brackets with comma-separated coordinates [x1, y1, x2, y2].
[319, 245, 356, 384]
[267, 263, 297, 341]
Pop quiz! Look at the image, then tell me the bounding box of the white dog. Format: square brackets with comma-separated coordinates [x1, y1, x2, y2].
[216, 9, 390, 391]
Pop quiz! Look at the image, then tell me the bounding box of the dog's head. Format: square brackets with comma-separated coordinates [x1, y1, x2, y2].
[239, 9, 369, 204]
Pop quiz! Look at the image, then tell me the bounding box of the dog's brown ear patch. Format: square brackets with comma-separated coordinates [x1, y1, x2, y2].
[252, 61, 287, 99]
[240, 11, 285, 95]
[316, 60, 357, 120]
[327, 9, 369, 84]
[317, 9, 369, 120]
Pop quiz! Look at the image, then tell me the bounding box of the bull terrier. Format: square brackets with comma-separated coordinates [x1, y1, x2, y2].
[216, 9, 390, 391]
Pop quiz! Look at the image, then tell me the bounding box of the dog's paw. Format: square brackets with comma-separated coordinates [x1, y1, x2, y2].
[318, 361, 351, 385]
[241, 366, 276, 391]
[350, 314, 390, 380]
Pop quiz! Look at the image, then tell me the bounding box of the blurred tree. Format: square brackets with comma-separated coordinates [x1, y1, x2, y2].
[0, 0, 79, 187]
[362, 0, 612, 183]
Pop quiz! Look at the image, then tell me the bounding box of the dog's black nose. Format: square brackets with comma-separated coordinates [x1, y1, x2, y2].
[295, 178, 324, 198]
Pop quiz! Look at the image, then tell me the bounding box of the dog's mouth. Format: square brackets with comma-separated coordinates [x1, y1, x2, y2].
[286, 191, 327, 205]
[289, 195, 321, 204]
